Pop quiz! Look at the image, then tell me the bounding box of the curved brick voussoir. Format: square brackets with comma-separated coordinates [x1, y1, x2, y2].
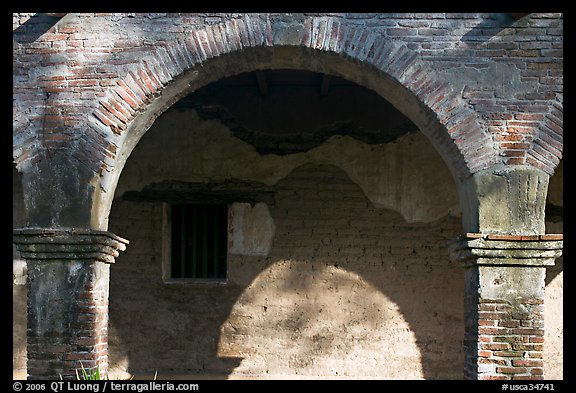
[91, 15, 274, 148]
[80, 14, 555, 186]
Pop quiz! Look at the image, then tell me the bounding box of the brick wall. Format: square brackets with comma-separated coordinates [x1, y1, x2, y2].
[473, 299, 545, 379]
[25, 260, 111, 379]
[13, 13, 562, 184]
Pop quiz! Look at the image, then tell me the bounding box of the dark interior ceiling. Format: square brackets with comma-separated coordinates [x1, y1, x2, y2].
[168, 69, 419, 155]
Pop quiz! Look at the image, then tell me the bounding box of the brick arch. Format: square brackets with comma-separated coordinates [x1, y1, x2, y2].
[89, 15, 495, 228]
[528, 101, 563, 175]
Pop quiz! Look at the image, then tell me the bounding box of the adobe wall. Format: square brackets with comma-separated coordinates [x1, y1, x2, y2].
[106, 109, 463, 378]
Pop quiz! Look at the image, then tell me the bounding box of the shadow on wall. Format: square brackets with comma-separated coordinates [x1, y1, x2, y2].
[13, 166, 27, 377]
[13, 14, 64, 44]
[107, 164, 466, 379]
[460, 13, 519, 44]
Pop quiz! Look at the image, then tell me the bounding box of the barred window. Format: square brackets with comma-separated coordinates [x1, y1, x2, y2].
[166, 204, 228, 281]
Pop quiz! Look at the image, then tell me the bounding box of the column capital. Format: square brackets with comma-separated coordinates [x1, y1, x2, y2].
[448, 232, 563, 267]
[13, 227, 129, 264]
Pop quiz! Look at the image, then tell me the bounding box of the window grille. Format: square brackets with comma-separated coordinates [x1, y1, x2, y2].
[170, 204, 228, 280]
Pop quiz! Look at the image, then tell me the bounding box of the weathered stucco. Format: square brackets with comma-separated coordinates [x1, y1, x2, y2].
[114, 110, 460, 224]
[106, 108, 468, 378]
[229, 203, 276, 257]
[107, 166, 464, 379]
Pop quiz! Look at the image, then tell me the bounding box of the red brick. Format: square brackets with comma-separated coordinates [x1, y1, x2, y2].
[485, 113, 514, 120]
[479, 327, 507, 335]
[494, 336, 527, 343]
[520, 235, 540, 241]
[505, 157, 527, 165]
[479, 319, 495, 326]
[486, 234, 522, 241]
[539, 234, 563, 241]
[479, 375, 508, 380]
[479, 312, 505, 320]
[479, 358, 508, 366]
[100, 100, 128, 125]
[497, 366, 528, 374]
[512, 343, 543, 351]
[514, 113, 545, 121]
[500, 142, 531, 150]
[510, 328, 544, 336]
[493, 351, 523, 357]
[69, 79, 99, 87]
[479, 299, 508, 304]
[480, 343, 510, 351]
[118, 79, 145, 106]
[512, 359, 543, 367]
[114, 85, 139, 110]
[93, 109, 118, 129]
[498, 320, 521, 328]
[501, 150, 526, 158]
[141, 60, 165, 89]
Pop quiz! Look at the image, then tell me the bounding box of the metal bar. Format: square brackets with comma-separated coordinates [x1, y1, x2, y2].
[179, 206, 186, 278]
[213, 206, 219, 278]
[191, 206, 197, 278]
[221, 205, 227, 277]
[201, 207, 208, 277]
[170, 206, 178, 278]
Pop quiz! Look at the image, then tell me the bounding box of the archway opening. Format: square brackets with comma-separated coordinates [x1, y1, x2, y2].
[107, 69, 465, 379]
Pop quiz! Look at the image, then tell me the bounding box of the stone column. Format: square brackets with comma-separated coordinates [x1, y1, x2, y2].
[13, 228, 128, 380]
[449, 233, 563, 380]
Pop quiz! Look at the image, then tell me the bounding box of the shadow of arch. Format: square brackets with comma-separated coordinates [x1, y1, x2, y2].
[220, 163, 465, 379]
[108, 163, 465, 379]
[221, 261, 425, 378]
[460, 13, 518, 43]
[13, 13, 63, 44]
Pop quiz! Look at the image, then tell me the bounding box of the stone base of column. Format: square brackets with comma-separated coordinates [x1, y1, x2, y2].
[13, 228, 128, 380]
[449, 233, 562, 380]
